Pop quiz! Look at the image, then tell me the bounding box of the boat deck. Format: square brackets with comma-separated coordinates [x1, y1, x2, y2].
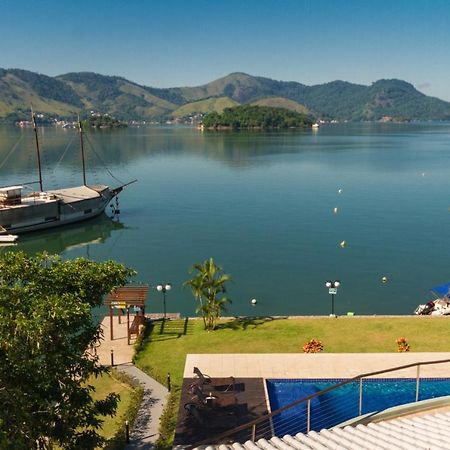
[48, 185, 106, 203]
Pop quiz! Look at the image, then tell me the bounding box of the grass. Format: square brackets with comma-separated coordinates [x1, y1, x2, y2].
[89, 370, 143, 449]
[133, 315, 450, 448]
[251, 97, 309, 114]
[171, 96, 239, 118]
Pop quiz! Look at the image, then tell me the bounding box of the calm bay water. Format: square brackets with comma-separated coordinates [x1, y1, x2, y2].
[1, 123, 450, 316]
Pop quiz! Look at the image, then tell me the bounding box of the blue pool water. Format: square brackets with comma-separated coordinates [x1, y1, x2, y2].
[266, 378, 450, 435]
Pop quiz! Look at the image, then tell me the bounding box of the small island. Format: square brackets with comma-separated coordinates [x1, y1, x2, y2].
[82, 113, 127, 129]
[201, 105, 314, 130]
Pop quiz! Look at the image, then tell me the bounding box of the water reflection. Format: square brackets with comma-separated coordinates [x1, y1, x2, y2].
[2, 124, 450, 316]
[2, 124, 450, 182]
[12, 214, 125, 255]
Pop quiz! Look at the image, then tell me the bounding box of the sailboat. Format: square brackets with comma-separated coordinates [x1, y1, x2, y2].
[0, 113, 135, 234]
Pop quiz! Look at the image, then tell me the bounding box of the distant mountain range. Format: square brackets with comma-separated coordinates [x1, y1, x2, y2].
[1, 68, 449, 122]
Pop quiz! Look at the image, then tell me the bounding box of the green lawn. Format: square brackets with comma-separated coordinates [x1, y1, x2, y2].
[89, 371, 142, 449]
[133, 315, 450, 448]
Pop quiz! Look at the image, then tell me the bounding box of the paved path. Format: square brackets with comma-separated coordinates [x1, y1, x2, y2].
[97, 315, 168, 449]
[121, 364, 168, 449]
[185, 352, 450, 378]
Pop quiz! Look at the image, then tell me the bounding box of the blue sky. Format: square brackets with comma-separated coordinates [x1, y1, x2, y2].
[1, 0, 450, 100]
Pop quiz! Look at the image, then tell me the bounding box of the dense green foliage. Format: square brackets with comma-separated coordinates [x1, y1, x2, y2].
[202, 105, 314, 129]
[9, 69, 83, 107]
[83, 114, 127, 128]
[59, 72, 125, 95]
[1, 69, 450, 122]
[0, 252, 135, 449]
[0, 109, 30, 124]
[144, 86, 186, 105]
[184, 258, 231, 330]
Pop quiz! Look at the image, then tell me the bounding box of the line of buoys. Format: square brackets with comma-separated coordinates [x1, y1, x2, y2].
[336, 188, 344, 245]
[331, 188, 392, 287]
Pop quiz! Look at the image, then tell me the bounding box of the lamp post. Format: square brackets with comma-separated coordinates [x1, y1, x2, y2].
[325, 280, 340, 317]
[156, 283, 171, 319]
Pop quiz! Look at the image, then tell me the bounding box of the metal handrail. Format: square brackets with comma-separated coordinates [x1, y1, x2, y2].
[187, 357, 450, 449]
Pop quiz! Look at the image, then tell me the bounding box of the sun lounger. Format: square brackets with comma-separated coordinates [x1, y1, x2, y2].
[190, 383, 237, 408]
[193, 366, 236, 392]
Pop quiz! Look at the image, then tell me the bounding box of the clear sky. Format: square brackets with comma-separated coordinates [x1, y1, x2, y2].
[1, 0, 450, 100]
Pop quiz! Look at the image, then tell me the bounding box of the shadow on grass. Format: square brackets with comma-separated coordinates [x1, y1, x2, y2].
[136, 318, 193, 345]
[216, 316, 288, 330]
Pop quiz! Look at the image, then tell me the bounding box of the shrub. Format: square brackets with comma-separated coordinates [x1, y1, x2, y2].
[303, 338, 324, 353]
[396, 337, 410, 352]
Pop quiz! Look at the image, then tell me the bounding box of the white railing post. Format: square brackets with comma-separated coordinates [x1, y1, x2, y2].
[307, 399, 311, 433]
[251, 423, 256, 441]
[252, 423, 256, 442]
[416, 364, 420, 402]
[359, 378, 363, 416]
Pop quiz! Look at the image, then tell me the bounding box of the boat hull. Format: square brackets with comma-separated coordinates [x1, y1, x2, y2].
[414, 299, 450, 316]
[0, 234, 18, 242]
[0, 185, 119, 234]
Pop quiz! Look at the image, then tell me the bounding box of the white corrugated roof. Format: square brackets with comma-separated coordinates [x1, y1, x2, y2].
[196, 411, 450, 450]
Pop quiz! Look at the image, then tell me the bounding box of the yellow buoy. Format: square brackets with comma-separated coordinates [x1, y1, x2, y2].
[382, 276, 388, 283]
[340, 240, 346, 248]
[333, 207, 338, 214]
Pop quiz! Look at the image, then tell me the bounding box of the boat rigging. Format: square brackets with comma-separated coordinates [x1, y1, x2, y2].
[0, 112, 136, 235]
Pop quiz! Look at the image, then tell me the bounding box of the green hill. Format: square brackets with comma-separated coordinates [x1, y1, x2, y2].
[57, 72, 177, 120]
[0, 69, 82, 120]
[0, 68, 449, 123]
[251, 97, 309, 114]
[171, 96, 239, 118]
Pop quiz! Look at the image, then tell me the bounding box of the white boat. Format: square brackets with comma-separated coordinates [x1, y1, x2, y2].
[0, 233, 18, 243]
[0, 114, 135, 234]
[414, 282, 450, 315]
[312, 123, 320, 129]
[414, 299, 450, 316]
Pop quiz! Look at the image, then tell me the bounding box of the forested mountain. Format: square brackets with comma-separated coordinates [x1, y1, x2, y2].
[0, 68, 449, 123]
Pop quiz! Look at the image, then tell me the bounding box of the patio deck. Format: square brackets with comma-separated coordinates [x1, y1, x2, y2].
[175, 352, 450, 446]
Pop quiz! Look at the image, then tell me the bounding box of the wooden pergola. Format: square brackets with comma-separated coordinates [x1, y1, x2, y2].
[104, 285, 149, 345]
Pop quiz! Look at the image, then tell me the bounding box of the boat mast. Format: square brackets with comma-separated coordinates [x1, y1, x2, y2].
[31, 110, 43, 192]
[78, 115, 87, 186]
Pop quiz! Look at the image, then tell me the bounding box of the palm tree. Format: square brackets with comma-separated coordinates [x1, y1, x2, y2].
[184, 258, 231, 330]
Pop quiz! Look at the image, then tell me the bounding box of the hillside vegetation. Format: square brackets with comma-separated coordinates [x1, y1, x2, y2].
[171, 96, 238, 118]
[251, 97, 309, 114]
[0, 68, 450, 123]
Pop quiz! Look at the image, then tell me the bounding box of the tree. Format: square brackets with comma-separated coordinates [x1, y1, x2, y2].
[201, 105, 314, 129]
[0, 251, 136, 449]
[184, 258, 231, 330]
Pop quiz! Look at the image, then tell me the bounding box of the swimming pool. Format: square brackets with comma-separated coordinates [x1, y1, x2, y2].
[266, 378, 450, 435]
